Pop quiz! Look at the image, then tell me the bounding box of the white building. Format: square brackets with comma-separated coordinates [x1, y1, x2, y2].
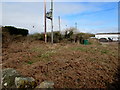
[95, 33, 120, 41]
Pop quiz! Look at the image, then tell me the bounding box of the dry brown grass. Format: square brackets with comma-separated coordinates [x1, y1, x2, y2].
[2, 36, 119, 88]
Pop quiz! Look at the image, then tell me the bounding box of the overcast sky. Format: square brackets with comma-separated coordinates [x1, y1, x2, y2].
[1, 1, 118, 34]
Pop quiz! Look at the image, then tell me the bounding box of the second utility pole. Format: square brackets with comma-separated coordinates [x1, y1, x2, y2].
[51, 0, 53, 44]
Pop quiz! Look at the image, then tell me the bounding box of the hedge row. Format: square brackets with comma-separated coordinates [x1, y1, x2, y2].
[31, 28, 95, 44]
[3, 26, 28, 36]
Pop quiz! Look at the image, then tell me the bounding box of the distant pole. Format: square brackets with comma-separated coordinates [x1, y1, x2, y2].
[51, 0, 53, 44]
[44, 0, 47, 43]
[66, 25, 67, 28]
[58, 16, 61, 32]
[75, 22, 77, 30]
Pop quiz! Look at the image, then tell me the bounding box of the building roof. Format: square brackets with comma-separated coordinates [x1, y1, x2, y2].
[96, 33, 120, 35]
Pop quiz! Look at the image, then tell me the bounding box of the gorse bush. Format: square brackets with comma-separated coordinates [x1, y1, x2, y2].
[3, 26, 28, 36]
[47, 31, 63, 43]
[63, 27, 94, 44]
[2, 26, 29, 48]
[53, 31, 63, 43]
[30, 33, 44, 40]
[31, 31, 63, 43]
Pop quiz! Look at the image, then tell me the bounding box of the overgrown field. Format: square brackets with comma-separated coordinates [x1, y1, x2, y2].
[2, 36, 119, 88]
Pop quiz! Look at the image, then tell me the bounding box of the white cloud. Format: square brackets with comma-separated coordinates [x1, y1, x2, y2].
[2, 2, 70, 34]
[97, 27, 118, 34]
[2, 2, 118, 34]
[80, 27, 118, 34]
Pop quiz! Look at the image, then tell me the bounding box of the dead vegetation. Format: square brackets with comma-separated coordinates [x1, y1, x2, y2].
[1, 27, 119, 88]
[2, 35, 119, 88]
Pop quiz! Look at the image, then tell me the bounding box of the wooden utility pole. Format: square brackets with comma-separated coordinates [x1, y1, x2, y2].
[44, 0, 47, 43]
[58, 16, 61, 32]
[51, 0, 53, 44]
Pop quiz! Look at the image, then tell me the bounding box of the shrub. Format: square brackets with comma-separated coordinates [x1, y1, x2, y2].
[29, 33, 45, 41]
[46, 31, 63, 43]
[4, 26, 28, 36]
[53, 31, 63, 43]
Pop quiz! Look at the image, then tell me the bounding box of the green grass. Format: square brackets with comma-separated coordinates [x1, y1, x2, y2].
[30, 47, 44, 52]
[41, 53, 50, 58]
[100, 49, 109, 54]
[89, 58, 97, 62]
[70, 45, 111, 56]
[31, 50, 56, 62]
[29, 46, 57, 62]
[41, 51, 56, 58]
[71, 47, 87, 52]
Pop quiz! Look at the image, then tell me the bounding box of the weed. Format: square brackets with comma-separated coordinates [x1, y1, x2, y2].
[41, 53, 50, 58]
[27, 61, 33, 64]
